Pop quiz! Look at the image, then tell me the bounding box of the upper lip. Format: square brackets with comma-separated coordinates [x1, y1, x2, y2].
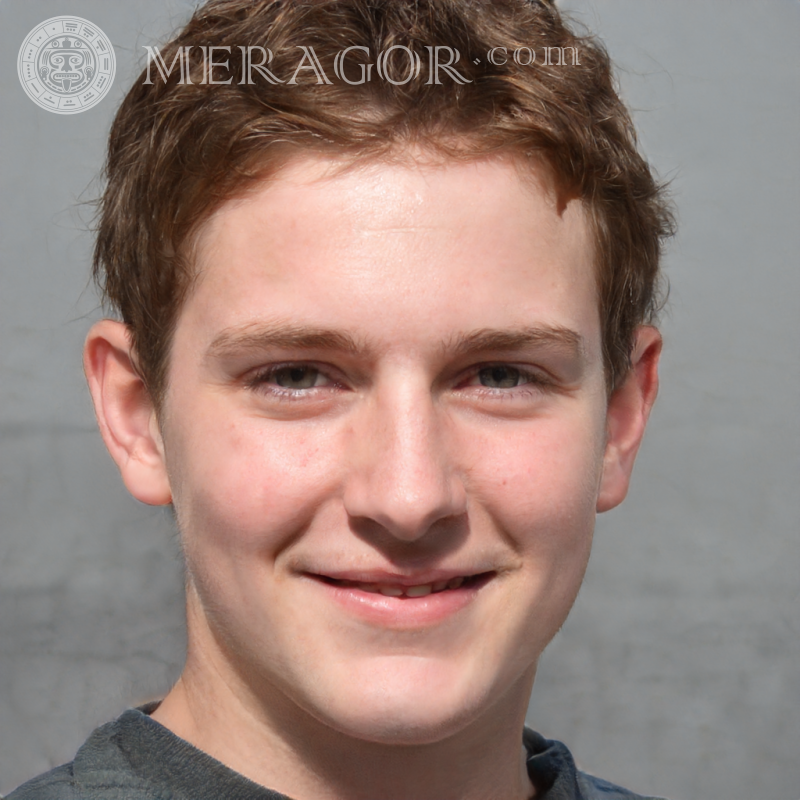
[306, 569, 494, 586]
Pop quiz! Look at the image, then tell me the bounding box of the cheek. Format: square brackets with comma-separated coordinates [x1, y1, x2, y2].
[465, 412, 605, 551]
[166, 406, 339, 556]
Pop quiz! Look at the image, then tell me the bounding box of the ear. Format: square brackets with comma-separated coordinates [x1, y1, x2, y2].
[596, 325, 662, 513]
[83, 320, 172, 506]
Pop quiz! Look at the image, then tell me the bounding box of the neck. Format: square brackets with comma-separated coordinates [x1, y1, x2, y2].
[152, 606, 536, 800]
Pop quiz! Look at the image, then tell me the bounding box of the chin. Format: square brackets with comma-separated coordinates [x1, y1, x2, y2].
[300, 656, 503, 746]
[324, 703, 479, 747]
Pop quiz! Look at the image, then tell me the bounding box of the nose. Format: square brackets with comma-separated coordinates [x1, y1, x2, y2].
[342, 380, 467, 541]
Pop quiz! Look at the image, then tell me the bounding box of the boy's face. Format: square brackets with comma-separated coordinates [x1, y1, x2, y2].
[97, 153, 655, 744]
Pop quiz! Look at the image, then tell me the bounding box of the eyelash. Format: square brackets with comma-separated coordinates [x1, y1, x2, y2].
[244, 362, 552, 401]
[463, 365, 552, 398]
[245, 363, 339, 400]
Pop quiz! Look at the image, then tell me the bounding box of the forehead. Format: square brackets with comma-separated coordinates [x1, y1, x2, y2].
[185, 152, 599, 359]
[197, 150, 585, 256]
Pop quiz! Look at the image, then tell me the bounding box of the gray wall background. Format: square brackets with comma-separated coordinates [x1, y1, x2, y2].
[1, 1, 797, 797]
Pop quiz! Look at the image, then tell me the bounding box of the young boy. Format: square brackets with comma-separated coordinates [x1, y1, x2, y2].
[9, 1, 673, 798]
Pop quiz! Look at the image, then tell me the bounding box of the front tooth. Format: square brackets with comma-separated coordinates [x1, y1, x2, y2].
[405, 584, 433, 597]
[432, 580, 448, 592]
[379, 585, 404, 597]
[447, 577, 465, 590]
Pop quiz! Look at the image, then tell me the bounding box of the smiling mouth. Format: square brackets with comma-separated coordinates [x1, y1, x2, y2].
[315, 572, 495, 598]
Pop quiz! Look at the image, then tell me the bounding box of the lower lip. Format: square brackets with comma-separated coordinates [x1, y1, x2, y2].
[307, 576, 493, 628]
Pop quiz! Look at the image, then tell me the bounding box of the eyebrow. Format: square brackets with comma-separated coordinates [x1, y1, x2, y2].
[207, 321, 585, 362]
[447, 326, 585, 361]
[207, 322, 363, 360]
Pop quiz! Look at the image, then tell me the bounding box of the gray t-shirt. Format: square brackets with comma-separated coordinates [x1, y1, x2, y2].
[7, 706, 665, 800]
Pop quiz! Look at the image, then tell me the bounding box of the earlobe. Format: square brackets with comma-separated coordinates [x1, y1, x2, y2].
[596, 326, 662, 513]
[84, 320, 172, 506]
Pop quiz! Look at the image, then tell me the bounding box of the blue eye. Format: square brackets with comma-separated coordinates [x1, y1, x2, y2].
[478, 366, 523, 388]
[271, 366, 322, 389]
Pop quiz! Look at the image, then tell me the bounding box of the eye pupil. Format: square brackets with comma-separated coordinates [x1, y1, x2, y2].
[275, 366, 318, 389]
[480, 366, 521, 388]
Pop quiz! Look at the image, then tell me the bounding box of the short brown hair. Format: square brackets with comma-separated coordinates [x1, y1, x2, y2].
[94, 0, 674, 407]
